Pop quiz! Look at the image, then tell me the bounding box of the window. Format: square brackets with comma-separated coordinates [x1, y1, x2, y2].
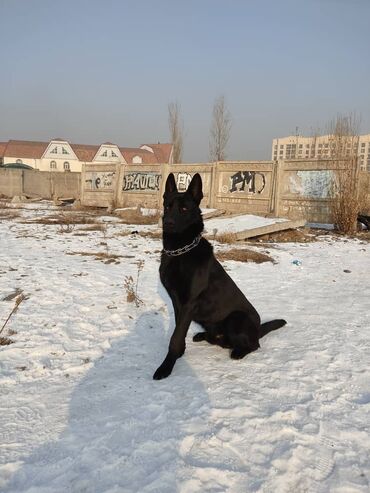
[101, 150, 108, 157]
[51, 147, 58, 154]
[16, 159, 23, 164]
[280, 145, 284, 149]
[63, 161, 70, 171]
[50, 160, 57, 170]
[132, 155, 143, 164]
[111, 151, 118, 157]
[62, 147, 69, 154]
[299, 144, 303, 149]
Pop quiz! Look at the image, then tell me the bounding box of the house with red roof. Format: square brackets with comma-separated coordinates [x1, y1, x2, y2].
[0, 139, 173, 172]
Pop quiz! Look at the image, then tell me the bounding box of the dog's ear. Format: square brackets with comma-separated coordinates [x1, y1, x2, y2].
[164, 173, 177, 195]
[187, 173, 203, 205]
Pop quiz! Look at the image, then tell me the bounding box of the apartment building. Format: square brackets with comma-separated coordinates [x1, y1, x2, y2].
[272, 134, 370, 171]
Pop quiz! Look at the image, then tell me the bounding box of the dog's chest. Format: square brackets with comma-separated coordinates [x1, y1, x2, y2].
[160, 257, 194, 302]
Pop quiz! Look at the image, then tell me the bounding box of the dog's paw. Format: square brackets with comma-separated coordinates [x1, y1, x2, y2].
[193, 332, 206, 342]
[230, 348, 249, 360]
[153, 363, 173, 380]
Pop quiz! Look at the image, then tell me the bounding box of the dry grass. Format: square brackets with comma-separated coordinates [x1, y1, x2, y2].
[26, 213, 97, 225]
[124, 260, 145, 306]
[66, 251, 121, 264]
[0, 199, 10, 208]
[116, 208, 161, 225]
[247, 228, 316, 244]
[0, 337, 13, 346]
[216, 248, 274, 264]
[0, 210, 21, 220]
[78, 223, 107, 232]
[212, 232, 239, 244]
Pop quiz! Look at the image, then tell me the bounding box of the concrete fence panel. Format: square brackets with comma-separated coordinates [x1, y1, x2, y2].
[166, 163, 214, 208]
[212, 161, 276, 214]
[116, 164, 163, 209]
[278, 159, 340, 223]
[0, 169, 23, 197]
[81, 163, 118, 207]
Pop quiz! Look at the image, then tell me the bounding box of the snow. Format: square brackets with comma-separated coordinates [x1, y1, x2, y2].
[0, 205, 369, 492]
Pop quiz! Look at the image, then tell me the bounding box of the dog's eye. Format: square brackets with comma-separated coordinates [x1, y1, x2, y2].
[180, 206, 188, 212]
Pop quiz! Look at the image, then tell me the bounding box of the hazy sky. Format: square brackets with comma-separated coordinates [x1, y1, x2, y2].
[1, 0, 369, 162]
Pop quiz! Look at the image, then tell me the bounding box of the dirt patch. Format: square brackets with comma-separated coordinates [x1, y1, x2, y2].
[247, 227, 316, 244]
[25, 213, 97, 225]
[0, 337, 13, 346]
[216, 248, 274, 264]
[0, 210, 21, 220]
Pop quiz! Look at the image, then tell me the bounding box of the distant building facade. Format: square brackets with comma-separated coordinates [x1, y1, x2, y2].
[0, 139, 173, 171]
[272, 134, 370, 171]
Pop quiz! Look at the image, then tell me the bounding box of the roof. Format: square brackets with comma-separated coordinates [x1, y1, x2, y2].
[141, 143, 173, 163]
[0, 139, 173, 164]
[70, 144, 99, 162]
[4, 140, 49, 159]
[119, 147, 158, 164]
[0, 142, 7, 157]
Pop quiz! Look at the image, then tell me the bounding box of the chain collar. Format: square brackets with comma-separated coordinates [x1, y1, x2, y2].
[163, 234, 202, 257]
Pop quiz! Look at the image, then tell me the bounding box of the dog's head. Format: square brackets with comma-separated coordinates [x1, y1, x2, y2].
[162, 173, 203, 234]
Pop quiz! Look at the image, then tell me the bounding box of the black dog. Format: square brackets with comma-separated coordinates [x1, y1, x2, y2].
[153, 173, 286, 380]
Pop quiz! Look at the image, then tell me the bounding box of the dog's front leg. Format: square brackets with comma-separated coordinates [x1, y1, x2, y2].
[153, 307, 192, 380]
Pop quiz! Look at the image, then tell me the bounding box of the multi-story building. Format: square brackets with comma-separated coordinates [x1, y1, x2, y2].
[272, 134, 370, 171]
[0, 139, 173, 171]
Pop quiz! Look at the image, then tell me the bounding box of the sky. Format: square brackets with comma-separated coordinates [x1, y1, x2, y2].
[0, 0, 369, 162]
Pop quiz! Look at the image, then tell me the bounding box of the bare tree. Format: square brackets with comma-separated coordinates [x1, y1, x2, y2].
[328, 113, 362, 234]
[209, 95, 232, 162]
[168, 101, 183, 164]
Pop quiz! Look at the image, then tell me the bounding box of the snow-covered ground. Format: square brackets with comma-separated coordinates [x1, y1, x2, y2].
[0, 205, 369, 493]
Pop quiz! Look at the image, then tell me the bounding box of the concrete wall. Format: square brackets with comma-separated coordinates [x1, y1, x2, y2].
[80, 159, 366, 223]
[211, 161, 276, 213]
[0, 169, 23, 197]
[116, 164, 163, 208]
[0, 169, 80, 199]
[81, 163, 118, 208]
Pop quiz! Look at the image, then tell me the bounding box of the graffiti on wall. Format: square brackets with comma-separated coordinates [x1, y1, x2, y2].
[85, 171, 115, 190]
[175, 172, 192, 191]
[123, 172, 160, 192]
[227, 171, 266, 194]
[289, 170, 334, 199]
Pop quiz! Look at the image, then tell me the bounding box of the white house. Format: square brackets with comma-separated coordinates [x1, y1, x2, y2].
[0, 139, 174, 172]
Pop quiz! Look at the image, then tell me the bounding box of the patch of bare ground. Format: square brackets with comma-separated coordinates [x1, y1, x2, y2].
[216, 248, 274, 264]
[0, 210, 21, 220]
[116, 208, 160, 225]
[247, 227, 316, 244]
[116, 229, 162, 239]
[77, 223, 106, 232]
[25, 213, 97, 225]
[212, 232, 239, 244]
[0, 337, 13, 346]
[66, 251, 121, 264]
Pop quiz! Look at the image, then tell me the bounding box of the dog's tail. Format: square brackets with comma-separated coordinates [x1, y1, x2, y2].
[259, 319, 286, 339]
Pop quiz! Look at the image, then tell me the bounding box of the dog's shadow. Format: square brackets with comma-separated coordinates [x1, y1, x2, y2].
[5, 287, 211, 493]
